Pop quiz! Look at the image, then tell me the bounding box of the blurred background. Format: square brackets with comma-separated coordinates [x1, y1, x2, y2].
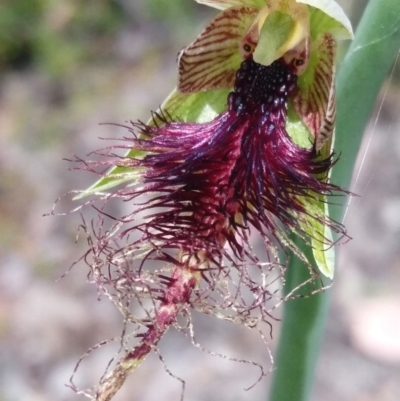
[1, 1, 400, 400]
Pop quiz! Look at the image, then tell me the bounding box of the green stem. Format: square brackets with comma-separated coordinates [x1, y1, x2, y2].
[269, 242, 330, 401]
[269, 1, 400, 400]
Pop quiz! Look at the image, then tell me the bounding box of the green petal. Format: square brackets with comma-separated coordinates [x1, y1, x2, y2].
[178, 6, 259, 93]
[76, 88, 230, 198]
[195, 0, 265, 10]
[298, 0, 353, 40]
[291, 32, 336, 150]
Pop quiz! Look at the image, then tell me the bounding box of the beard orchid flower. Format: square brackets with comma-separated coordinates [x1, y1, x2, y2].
[72, 1, 353, 400]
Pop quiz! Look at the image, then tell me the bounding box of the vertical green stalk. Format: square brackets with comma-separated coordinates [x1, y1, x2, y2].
[268, 241, 330, 401]
[269, 1, 400, 400]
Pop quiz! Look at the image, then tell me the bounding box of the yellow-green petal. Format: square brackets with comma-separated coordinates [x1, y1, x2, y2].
[178, 6, 259, 93]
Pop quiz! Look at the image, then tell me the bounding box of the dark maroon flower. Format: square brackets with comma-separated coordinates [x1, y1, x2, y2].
[63, 1, 356, 398]
[71, 56, 347, 401]
[101, 57, 344, 263]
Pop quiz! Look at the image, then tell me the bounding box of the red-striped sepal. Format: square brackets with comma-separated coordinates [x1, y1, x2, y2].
[178, 6, 259, 93]
[292, 32, 337, 151]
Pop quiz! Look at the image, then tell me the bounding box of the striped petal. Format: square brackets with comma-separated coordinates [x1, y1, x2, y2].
[195, 0, 265, 10]
[178, 6, 259, 93]
[291, 32, 336, 151]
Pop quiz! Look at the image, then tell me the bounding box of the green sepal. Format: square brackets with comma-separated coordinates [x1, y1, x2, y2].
[298, 136, 336, 278]
[159, 87, 230, 123]
[76, 88, 230, 198]
[286, 104, 336, 277]
[178, 6, 259, 93]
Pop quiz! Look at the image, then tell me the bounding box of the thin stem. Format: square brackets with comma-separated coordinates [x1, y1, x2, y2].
[269, 242, 330, 401]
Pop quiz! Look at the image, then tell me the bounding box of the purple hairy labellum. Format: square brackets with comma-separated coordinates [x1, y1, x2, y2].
[58, 1, 354, 400]
[65, 56, 346, 401]
[126, 57, 340, 257]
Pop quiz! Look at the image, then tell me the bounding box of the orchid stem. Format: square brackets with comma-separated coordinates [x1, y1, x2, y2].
[269, 241, 330, 401]
[269, 0, 400, 400]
